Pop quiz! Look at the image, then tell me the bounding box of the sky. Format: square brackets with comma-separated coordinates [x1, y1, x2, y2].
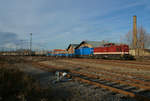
[0, 0, 150, 50]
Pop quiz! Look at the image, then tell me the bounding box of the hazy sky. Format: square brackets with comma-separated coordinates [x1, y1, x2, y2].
[0, 0, 150, 50]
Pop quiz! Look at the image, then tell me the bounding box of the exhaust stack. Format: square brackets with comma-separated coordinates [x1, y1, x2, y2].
[133, 15, 137, 49]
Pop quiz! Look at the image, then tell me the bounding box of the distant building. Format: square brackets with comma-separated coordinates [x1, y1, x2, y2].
[53, 49, 67, 55]
[34, 50, 48, 56]
[129, 49, 150, 56]
[67, 44, 79, 54]
[75, 40, 107, 49]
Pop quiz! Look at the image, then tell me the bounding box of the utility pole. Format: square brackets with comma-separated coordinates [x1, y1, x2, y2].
[20, 40, 24, 56]
[30, 33, 32, 56]
[20, 40, 23, 50]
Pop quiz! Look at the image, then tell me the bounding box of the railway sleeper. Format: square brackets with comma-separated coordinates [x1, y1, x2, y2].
[123, 86, 137, 92]
[112, 84, 128, 88]
[132, 88, 146, 93]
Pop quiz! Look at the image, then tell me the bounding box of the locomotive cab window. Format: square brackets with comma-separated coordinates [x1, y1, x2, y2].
[116, 47, 121, 52]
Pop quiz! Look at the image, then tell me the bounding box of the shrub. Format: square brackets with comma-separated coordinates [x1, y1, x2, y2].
[0, 68, 48, 101]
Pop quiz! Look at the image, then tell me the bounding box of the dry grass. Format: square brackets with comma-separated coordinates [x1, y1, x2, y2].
[0, 56, 69, 101]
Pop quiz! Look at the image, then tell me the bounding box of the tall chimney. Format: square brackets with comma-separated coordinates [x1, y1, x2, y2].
[133, 15, 137, 49]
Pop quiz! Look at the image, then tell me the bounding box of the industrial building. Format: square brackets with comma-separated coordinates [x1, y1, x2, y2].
[129, 49, 150, 56]
[75, 40, 107, 49]
[67, 44, 79, 54]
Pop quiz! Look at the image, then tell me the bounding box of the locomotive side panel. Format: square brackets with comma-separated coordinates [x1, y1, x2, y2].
[93, 44, 130, 59]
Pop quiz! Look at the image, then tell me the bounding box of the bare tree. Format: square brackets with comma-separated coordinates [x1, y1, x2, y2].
[144, 33, 150, 48]
[123, 26, 150, 49]
[138, 26, 145, 49]
[122, 30, 133, 48]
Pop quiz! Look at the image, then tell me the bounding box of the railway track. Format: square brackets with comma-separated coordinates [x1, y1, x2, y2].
[35, 62, 150, 87]
[95, 68, 150, 82]
[33, 62, 150, 101]
[67, 71, 150, 101]
[71, 58, 150, 70]
[77, 70, 150, 89]
[82, 68, 150, 86]
[59, 59, 150, 80]
[73, 58, 150, 66]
